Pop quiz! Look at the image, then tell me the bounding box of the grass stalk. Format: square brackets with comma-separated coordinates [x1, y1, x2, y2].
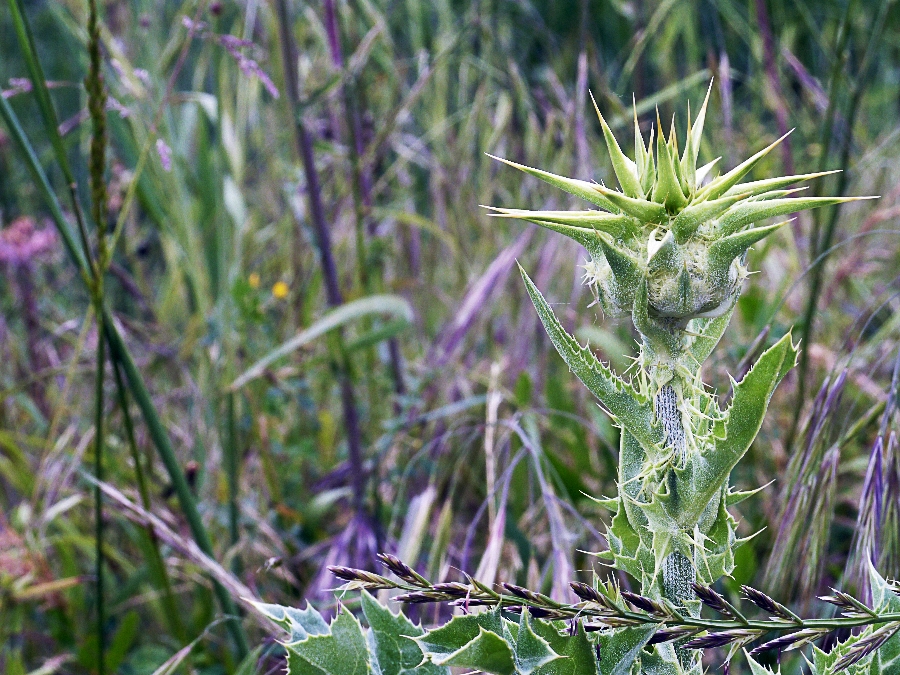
[111, 359, 187, 642]
[92, 312, 106, 675]
[791, 0, 890, 449]
[0, 9, 251, 657]
[274, 0, 374, 559]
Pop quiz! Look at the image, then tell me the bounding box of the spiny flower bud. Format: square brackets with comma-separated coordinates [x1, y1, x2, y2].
[488, 82, 873, 341]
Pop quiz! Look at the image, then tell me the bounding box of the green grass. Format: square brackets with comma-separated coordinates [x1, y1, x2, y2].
[0, 0, 899, 673]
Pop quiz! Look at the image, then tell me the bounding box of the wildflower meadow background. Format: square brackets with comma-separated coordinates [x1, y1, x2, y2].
[1, 0, 899, 673]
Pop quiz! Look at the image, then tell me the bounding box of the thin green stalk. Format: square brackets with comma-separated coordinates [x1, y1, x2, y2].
[111, 359, 188, 643]
[93, 312, 106, 675]
[226, 392, 241, 571]
[0, 30, 251, 660]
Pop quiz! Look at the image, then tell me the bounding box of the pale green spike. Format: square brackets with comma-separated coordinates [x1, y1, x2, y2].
[652, 113, 688, 212]
[670, 192, 749, 243]
[593, 184, 667, 223]
[641, 126, 656, 195]
[723, 169, 842, 199]
[708, 220, 790, 272]
[753, 188, 807, 201]
[717, 195, 876, 237]
[486, 154, 619, 211]
[597, 233, 645, 289]
[681, 101, 696, 187]
[725, 481, 774, 506]
[591, 91, 644, 199]
[484, 207, 631, 237]
[699, 130, 794, 201]
[485, 212, 605, 257]
[634, 98, 649, 190]
[687, 80, 714, 175]
[695, 156, 720, 185]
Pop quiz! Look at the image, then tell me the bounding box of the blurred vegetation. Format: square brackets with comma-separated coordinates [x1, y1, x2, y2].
[0, 0, 899, 673]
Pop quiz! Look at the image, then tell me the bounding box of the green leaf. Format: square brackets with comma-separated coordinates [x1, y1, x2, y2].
[688, 300, 738, 367]
[360, 591, 447, 675]
[488, 155, 618, 212]
[284, 606, 373, 675]
[253, 601, 329, 641]
[415, 611, 506, 659]
[676, 333, 797, 524]
[230, 295, 413, 390]
[681, 81, 712, 182]
[591, 92, 643, 199]
[520, 266, 663, 454]
[513, 612, 562, 675]
[707, 220, 789, 274]
[485, 208, 632, 251]
[869, 565, 900, 673]
[745, 652, 780, 674]
[531, 620, 599, 675]
[716, 196, 874, 237]
[594, 184, 668, 223]
[722, 170, 841, 199]
[597, 625, 658, 675]
[433, 627, 515, 674]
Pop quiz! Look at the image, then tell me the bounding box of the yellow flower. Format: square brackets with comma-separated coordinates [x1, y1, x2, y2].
[272, 281, 289, 299]
[248, 272, 260, 289]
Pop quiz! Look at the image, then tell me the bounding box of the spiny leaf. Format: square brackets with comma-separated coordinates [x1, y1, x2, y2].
[591, 91, 643, 198]
[485, 207, 631, 245]
[688, 299, 738, 367]
[430, 627, 515, 674]
[415, 611, 506, 659]
[598, 625, 658, 675]
[723, 170, 841, 199]
[593, 183, 668, 222]
[695, 157, 720, 185]
[745, 651, 781, 674]
[253, 601, 329, 642]
[488, 154, 618, 211]
[284, 606, 372, 675]
[701, 130, 793, 201]
[530, 620, 597, 675]
[597, 234, 644, 289]
[675, 333, 798, 524]
[360, 591, 446, 675]
[512, 612, 563, 675]
[647, 230, 680, 274]
[717, 196, 875, 237]
[682, 81, 713, 183]
[520, 265, 663, 454]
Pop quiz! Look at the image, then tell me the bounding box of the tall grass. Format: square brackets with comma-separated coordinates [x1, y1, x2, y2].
[0, 1, 898, 673]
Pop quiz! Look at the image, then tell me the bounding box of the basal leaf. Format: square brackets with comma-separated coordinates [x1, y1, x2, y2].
[360, 591, 447, 675]
[597, 624, 658, 675]
[284, 606, 373, 675]
[513, 612, 562, 675]
[433, 627, 515, 674]
[531, 620, 599, 675]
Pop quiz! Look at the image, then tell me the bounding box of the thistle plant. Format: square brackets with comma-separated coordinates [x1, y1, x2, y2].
[256, 88, 896, 674]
